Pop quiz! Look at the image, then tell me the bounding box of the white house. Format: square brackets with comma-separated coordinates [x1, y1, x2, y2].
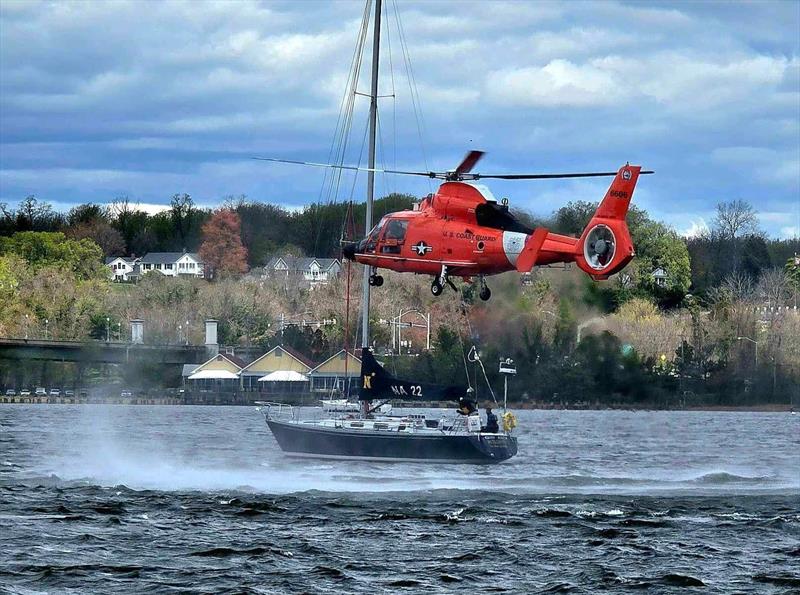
[138, 252, 204, 278]
[106, 252, 204, 281]
[105, 257, 140, 282]
[264, 256, 341, 285]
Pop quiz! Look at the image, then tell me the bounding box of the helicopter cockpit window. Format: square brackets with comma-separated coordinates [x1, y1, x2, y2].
[364, 218, 386, 252]
[384, 219, 408, 241]
[380, 219, 408, 254]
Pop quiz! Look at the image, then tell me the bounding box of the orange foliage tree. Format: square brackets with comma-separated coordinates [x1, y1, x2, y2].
[198, 209, 248, 279]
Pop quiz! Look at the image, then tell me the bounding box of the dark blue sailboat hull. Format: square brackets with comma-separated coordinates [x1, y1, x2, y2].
[266, 419, 517, 464]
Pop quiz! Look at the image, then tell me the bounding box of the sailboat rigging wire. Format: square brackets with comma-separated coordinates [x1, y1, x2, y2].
[391, 0, 432, 195]
[320, 0, 371, 207]
[343, 221, 353, 392]
[384, 2, 397, 180]
[376, 109, 394, 199]
[346, 113, 371, 204]
[312, 0, 371, 256]
[467, 345, 499, 406]
[456, 299, 473, 390]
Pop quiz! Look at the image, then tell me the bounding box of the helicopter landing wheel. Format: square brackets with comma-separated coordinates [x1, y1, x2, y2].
[431, 280, 444, 296]
[369, 274, 384, 287]
[479, 286, 491, 301]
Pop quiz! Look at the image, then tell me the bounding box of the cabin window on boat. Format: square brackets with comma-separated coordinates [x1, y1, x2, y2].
[381, 219, 408, 254]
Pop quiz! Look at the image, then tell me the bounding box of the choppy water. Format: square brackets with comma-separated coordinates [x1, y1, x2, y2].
[1, 406, 798, 593]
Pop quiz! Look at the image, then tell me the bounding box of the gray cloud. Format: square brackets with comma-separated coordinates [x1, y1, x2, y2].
[0, 0, 797, 238]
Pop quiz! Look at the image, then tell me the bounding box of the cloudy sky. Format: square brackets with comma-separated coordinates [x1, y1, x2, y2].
[1, 0, 798, 237]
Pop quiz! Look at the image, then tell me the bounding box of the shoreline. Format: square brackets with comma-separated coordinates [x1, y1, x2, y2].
[0, 400, 794, 412]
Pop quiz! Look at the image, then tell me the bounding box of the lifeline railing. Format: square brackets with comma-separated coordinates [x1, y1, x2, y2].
[254, 401, 296, 422]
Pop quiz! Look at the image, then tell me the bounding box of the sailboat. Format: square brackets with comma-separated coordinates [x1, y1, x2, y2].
[258, 0, 518, 463]
[261, 349, 518, 463]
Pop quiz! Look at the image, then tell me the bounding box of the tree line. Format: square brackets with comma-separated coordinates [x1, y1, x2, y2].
[1, 192, 798, 407]
[2, 193, 795, 298]
[0, 193, 416, 267]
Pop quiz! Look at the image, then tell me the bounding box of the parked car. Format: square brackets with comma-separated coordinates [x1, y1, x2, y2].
[20, 389, 31, 396]
[35, 387, 47, 396]
[120, 390, 133, 398]
[49, 388, 61, 397]
[4, 389, 16, 396]
[64, 389, 75, 398]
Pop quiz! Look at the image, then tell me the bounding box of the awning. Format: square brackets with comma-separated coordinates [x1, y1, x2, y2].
[258, 370, 309, 382]
[188, 369, 239, 380]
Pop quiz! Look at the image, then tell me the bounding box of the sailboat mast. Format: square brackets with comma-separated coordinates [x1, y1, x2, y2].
[360, 0, 381, 349]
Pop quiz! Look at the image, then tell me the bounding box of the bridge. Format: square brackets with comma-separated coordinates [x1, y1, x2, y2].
[0, 337, 209, 365]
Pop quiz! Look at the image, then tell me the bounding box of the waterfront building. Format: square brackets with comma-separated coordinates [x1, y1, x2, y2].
[308, 349, 361, 395]
[185, 353, 246, 392]
[239, 346, 313, 392]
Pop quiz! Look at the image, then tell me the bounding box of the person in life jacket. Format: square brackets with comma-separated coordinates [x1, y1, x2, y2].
[457, 388, 477, 416]
[483, 407, 499, 433]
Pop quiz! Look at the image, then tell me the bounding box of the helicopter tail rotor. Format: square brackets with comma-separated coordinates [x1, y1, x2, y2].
[574, 164, 642, 279]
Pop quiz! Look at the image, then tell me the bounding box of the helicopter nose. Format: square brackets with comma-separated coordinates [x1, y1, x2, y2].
[342, 242, 358, 260]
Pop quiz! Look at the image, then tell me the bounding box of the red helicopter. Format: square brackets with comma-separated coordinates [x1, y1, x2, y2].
[257, 151, 652, 300]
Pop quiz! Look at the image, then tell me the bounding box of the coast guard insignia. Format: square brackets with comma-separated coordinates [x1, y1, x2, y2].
[622, 169, 632, 180]
[412, 241, 432, 256]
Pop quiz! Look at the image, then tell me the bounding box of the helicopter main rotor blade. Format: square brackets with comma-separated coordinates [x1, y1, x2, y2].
[470, 170, 655, 180]
[254, 156, 654, 181]
[452, 150, 485, 177]
[252, 156, 438, 178]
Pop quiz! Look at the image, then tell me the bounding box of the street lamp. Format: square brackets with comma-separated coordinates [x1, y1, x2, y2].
[178, 324, 183, 345]
[185, 320, 190, 345]
[24, 313, 29, 340]
[106, 317, 110, 342]
[117, 322, 121, 341]
[44, 318, 49, 340]
[737, 336, 758, 365]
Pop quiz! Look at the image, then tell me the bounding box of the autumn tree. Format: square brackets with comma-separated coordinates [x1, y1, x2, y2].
[712, 199, 760, 239]
[66, 220, 126, 256]
[198, 209, 248, 279]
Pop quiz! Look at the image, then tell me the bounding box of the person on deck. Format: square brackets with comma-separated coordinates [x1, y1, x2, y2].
[483, 407, 499, 433]
[457, 390, 477, 415]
